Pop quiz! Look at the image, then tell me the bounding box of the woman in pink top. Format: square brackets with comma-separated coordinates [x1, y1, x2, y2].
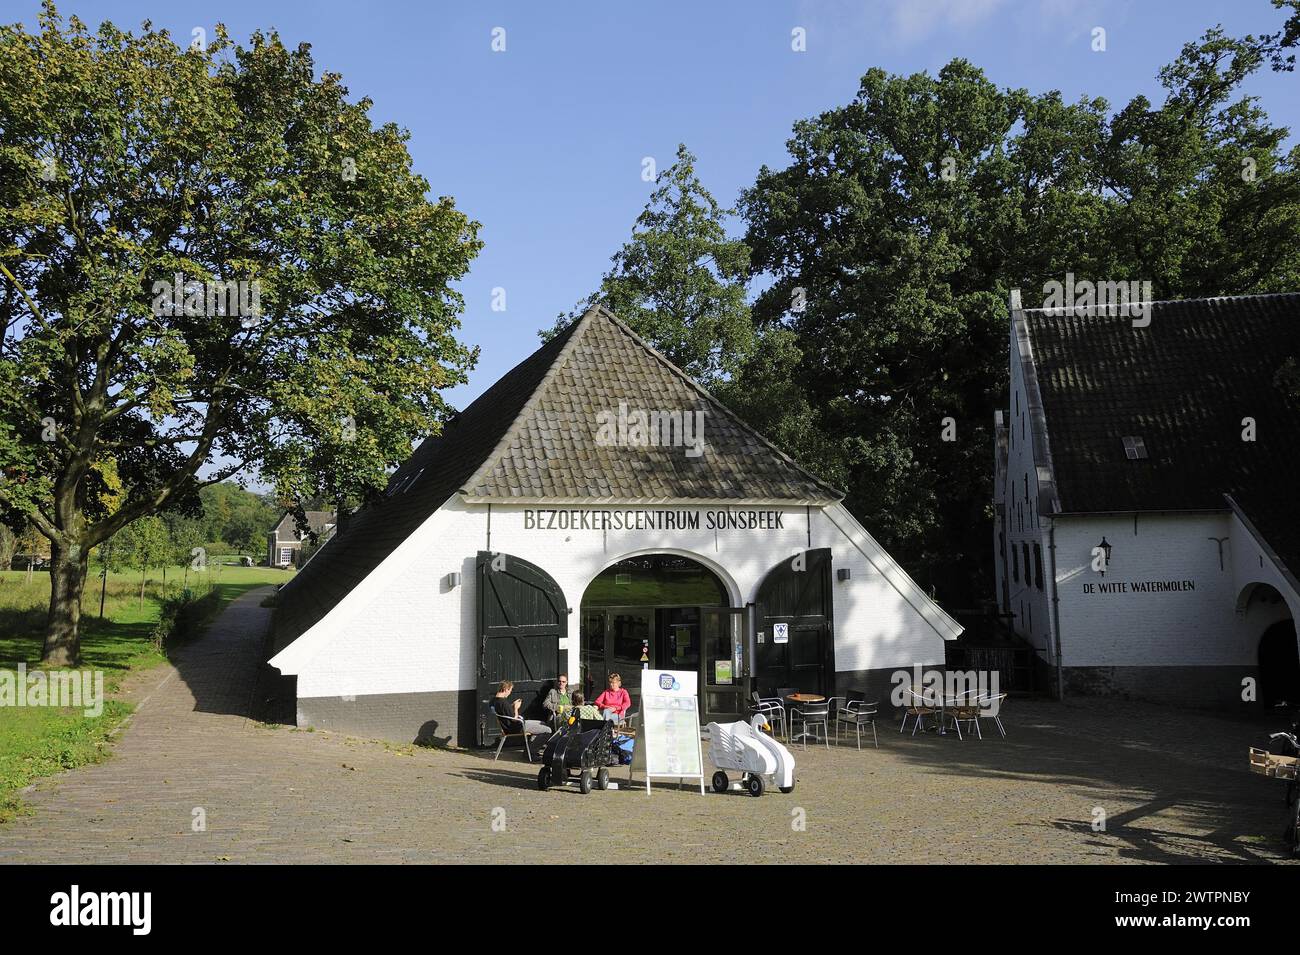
[594, 673, 631, 723]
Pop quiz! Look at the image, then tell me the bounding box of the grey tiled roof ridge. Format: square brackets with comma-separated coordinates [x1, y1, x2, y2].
[1019, 291, 1300, 315]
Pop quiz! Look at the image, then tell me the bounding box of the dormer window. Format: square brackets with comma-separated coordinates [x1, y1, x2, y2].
[1121, 435, 1148, 460]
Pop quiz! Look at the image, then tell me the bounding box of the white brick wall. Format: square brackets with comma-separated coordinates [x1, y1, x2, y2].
[1053, 512, 1293, 667]
[999, 317, 1051, 653]
[288, 498, 955, 698]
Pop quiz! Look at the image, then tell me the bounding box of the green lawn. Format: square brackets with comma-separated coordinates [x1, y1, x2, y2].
[0, 562, 291, 822]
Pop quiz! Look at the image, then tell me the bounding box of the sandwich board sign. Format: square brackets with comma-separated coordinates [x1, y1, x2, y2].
[629, 669, 705, 795]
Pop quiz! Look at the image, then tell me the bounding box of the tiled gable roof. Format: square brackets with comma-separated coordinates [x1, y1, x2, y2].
[461, 307, 842, 503]
[1021, 293, 1300, 571]
[272, 306, 840, 654]
[273, 510, 335, 541]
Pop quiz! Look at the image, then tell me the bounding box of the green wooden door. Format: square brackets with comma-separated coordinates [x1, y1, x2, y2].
[477, 551, 567, 746]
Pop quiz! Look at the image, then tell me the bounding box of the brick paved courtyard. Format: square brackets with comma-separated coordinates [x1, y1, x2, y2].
[0, 586, 1295, 865]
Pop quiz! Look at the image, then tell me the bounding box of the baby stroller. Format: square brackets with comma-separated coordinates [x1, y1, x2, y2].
[707, 713, 796, 797]
[537, 715, 614, 794]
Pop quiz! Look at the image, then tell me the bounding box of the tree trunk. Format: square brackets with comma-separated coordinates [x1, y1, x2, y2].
[42, 541, 89, 666]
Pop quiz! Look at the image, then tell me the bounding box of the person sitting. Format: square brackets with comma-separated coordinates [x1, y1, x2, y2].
[543, 674, 571, 724]
[593, 673, 631, 724]
[492, 680, 551, 740]
[570, 691, 601, 721]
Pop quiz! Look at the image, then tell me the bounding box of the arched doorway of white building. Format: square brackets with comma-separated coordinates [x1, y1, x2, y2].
[578, 554, 748, 723]
[1259, 619, 1300, 707]
[1241, 582, 1300, 708]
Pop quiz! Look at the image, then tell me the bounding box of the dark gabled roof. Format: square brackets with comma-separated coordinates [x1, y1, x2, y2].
[271, 306, 840, 655]
[461, 306, 842, 504]
[1021, 293, 1300, 571]
[273, 510, 335, 540]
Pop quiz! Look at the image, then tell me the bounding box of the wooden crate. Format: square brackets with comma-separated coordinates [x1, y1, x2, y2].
[1249, 747, 1299, 780]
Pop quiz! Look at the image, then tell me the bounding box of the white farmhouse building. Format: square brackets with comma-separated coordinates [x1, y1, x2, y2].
[270, 306, 962, 746]
[994, 291, 1300, 708]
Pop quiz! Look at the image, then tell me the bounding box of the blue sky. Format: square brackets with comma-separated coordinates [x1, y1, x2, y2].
[14, 0, 1299, 413]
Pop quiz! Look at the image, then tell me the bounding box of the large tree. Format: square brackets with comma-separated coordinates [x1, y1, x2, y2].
[546, 144, 752, 385]
[737, 24, 1300, 604]
[0, 5, 482, 663]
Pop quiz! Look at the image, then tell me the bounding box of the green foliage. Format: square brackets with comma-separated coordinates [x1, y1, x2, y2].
[735, 26, 1300, 602]
[547, 144, 753, 384]
[151, 585, 220, 651]
[0, 4, 480, 660]
[120, 515, 169, 576]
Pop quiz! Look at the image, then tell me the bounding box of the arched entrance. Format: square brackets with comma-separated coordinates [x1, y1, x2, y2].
[1259, 620, 1300, 707]
[579, 554, 746, 720]
[1240, 582, 1300, 707]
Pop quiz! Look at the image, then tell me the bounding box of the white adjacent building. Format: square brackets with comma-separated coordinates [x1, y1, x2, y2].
[994, 290, 1300, 707]
[270, 306, 962, 746]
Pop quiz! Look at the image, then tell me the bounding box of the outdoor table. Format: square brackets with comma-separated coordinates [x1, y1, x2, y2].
[907, 686, 944, 735]
[929, 693, 981, 736]
[786, 693, 827, 743]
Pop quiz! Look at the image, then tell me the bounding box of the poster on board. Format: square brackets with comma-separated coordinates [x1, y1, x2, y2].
[629, 669, 705, 795]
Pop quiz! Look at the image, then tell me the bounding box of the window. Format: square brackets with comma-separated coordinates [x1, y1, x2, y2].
[1033, 543, 1043, 590]
[583, 555, 727, 608]
[1122, 435, 1148, 460]
[1022, 543, 1031, 588]
[278, 547, 293, 565]
[1012, 542, 1020, 583]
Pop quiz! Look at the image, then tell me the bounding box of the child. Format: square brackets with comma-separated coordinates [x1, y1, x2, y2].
[594, 673, 631, 723]
[571, 691, 601, 721]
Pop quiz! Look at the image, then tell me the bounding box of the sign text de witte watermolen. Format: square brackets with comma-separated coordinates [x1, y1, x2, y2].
[521, 508, 786, 531]
[1083, 578, 1197, 594]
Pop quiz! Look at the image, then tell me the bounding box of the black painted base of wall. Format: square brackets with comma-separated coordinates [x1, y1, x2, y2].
[1061, 665, 1259, 710]
[834, 666, 921, 721]
[297, 689, 480, 747]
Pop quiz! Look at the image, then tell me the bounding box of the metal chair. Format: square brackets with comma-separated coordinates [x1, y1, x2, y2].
[900, 686, 937, 736]
[790, 700, 830, 750]
[943, 694, 983, 740]
[832, 691, 879, 749]
[749, 690, 787, 739]
[776, 687, 799, 739]
[491, 711, 545, 762]
[976, 693, 1009, 738]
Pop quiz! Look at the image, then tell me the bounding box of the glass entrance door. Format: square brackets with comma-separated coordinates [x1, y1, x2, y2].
[701, 607, 748, 723]
[580, 608, 651, 712]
